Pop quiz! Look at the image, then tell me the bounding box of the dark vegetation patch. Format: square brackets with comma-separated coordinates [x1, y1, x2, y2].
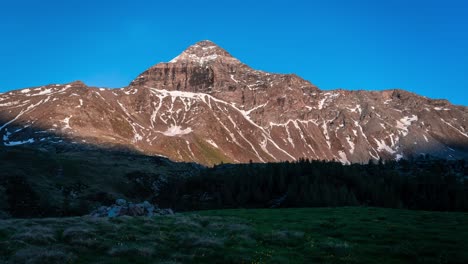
[170, 157, 468, 212]
[1, 145, 467, 218]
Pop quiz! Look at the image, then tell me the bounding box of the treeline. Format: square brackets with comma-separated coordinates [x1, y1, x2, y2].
[1, 153, 467, 218]
[161, 157, 468, 212]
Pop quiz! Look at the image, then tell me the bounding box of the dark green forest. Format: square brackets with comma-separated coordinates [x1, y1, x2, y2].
[160, 157, 468, 212]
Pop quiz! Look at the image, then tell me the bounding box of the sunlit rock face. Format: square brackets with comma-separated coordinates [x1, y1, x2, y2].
[1, 40, 467, 165]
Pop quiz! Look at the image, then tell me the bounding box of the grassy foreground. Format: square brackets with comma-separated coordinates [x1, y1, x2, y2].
[0, 207, 467, 263]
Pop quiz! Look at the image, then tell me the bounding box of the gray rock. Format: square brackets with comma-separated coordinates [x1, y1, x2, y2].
[115, 199, 127, 206]
[107, 206, 122, 218]
[142, 201, 152, 209]
[89, 200, 174, 217]
[128, 204, 144, 216]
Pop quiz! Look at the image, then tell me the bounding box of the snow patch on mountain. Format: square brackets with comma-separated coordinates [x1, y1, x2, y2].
[440, 118, 468, 138]
[346, 136, 355, 154]
[337, 150, 350, 164]
[395, 154, 404, 160]
[170, 54, 219, 64]
[4, 138, 35, 146]
[162, 125, 193, 137]
[206, 139, 219, 148]
[396, 115, 418, 136]
[35, 88, 54, 96]
[374, 138, 396, 154]
[62, 116, 72, 130]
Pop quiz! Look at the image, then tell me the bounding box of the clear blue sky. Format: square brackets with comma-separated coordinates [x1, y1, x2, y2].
[1, 0, 467, 105]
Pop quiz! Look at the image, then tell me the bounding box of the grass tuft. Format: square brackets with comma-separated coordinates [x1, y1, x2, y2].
[11, 227, 56, 245]
[107, 244, 155, 257]
[12, 247, 75, 264]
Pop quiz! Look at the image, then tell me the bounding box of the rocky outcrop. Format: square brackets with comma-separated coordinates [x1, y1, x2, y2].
[89, 199, 174, 217]
[0, 40, 467, 165]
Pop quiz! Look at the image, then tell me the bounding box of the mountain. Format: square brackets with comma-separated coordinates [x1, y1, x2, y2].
[1, 40, 467, 165]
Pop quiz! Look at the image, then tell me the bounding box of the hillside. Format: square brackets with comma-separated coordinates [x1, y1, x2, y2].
[0, 145, 201, 218]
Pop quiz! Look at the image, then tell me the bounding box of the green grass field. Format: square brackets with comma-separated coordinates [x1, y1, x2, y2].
[0, 207, 467, 263]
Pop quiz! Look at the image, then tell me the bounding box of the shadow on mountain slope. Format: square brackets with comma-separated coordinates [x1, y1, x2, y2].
[0, 118, 205, 218]
[1, 118, 468, 218]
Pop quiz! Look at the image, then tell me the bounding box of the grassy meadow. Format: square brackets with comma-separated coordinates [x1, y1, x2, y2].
[0, 207, 467, 263]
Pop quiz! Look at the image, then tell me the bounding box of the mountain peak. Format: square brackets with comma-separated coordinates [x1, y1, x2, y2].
[194, 40, 217, 46]
[168, 40, 239, 65]
[69, 80, 86, 86]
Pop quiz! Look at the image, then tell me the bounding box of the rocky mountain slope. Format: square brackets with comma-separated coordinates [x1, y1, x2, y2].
[1, 40, 467, 165]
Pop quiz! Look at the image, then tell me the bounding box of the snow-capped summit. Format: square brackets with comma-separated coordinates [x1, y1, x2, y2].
[168, 40, 240, 65]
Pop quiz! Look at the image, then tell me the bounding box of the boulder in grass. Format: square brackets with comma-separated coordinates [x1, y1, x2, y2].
[116, 199, 127, 206]
[107, 206, 122, 218]
[142, 201, 156, 216]
[90, 199, 173, 217]
[128, 204, 144, 216]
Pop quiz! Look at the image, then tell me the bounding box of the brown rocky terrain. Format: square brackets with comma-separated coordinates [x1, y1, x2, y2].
[1, 40, 467, 165]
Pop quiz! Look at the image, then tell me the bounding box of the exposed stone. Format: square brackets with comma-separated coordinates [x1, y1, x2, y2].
[115, 199, 127, 206]
[90, 200, 171, 217]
